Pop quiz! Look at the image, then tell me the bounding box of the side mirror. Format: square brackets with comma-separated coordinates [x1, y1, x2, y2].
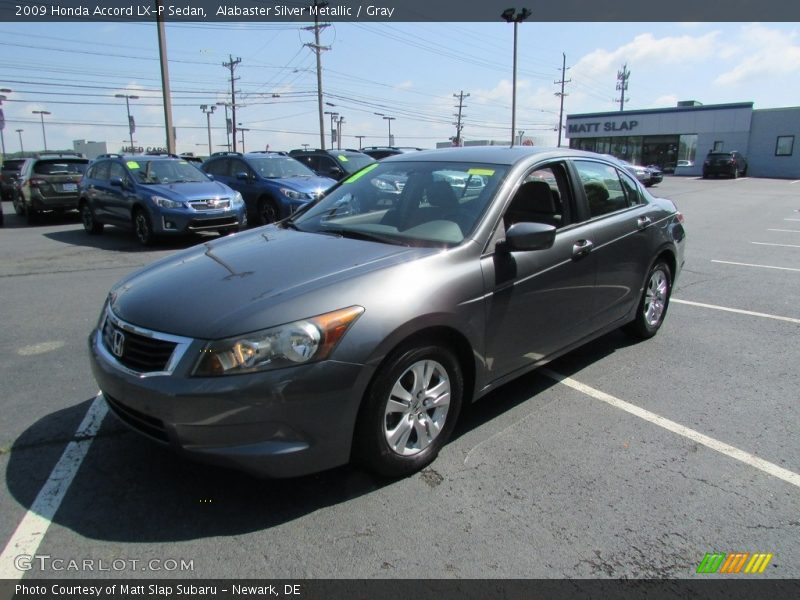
[498, 222, 556, 252]
[110, 177, 124, 188]
[236, 171, 250, 181]
[328, 166, 345, 179]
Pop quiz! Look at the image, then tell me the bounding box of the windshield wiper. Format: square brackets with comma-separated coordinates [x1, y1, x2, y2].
[318, 227, 409, 246]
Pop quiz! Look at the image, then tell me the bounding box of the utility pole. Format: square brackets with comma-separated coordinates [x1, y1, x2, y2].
[452, 90, 469, 147]
[616, 63, 630, 112]
[355, 135, 365, 149]
[216, 102, 232, 151]
[156, 0, 175, 153]
[200, 105, 216, 156]
[304, 0, 330, 150]
[554, 53, 571, 147]
[336, 115, 345, 150]
[324, 110, 338, 149]
[223, 55, 242, 152]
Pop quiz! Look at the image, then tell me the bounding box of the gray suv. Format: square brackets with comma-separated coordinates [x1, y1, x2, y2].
[89, 147, 686, 478]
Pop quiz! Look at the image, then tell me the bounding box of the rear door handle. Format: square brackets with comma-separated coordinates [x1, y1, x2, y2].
[637, 216, 652, 230]
[572, 239, 594, 259]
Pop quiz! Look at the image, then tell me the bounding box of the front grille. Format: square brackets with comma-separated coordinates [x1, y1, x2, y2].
[105, 395, 169, 444]
[189, 198, 230, 210]
[187, 215, 238, 230]
[102, 317, 177, 373]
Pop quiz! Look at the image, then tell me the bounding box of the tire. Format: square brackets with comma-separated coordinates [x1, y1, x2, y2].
[742, 166, 748, 177]
[81, 202, 104, 234]
[732, 167, 738, 179]
[624, 260, 673, 340]
[218, 227, 238, 236]
[133, 208, 155, 246]
[12, 192, 24, 216]
[256, 198, 279, 226]
[353, 343, 463, 478]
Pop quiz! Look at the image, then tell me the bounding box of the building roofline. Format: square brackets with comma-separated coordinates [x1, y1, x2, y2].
[567, 102, 754, 120]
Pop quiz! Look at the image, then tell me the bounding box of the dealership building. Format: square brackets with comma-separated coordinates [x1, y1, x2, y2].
[565, 101, 800, 178]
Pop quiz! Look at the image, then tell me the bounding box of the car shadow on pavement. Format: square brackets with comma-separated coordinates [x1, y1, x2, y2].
[43, 228, 213, 253]
[6, 329, 639, 543]
[0, 208, 81, 229]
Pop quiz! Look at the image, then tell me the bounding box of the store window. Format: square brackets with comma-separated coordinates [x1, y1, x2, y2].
[776, 136, 795, 156]
[678, 134, 698, 165]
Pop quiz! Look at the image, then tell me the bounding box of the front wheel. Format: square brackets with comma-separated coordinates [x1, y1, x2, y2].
[624, 260, 672, 339]
[353, 344, 463, 478]
[257, 198, 279, 226]
[133, 209, 155, 246]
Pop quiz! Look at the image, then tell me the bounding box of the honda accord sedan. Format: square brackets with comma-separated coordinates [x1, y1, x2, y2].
[89, 147, 686, 478]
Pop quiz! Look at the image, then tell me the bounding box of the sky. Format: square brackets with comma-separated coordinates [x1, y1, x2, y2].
[1, 20, 799, 156]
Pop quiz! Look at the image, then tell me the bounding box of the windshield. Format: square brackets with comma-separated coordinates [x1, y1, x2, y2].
[132, 159, 209, 184]
[289, 161, 507, 247]
[337, 153, 376, 174]
[248, 156, 317, 178]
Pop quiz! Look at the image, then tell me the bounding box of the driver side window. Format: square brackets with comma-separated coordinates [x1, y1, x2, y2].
[503, 163, 570, 230]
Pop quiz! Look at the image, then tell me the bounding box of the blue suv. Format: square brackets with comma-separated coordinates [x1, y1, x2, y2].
[201, 151, 336, 225]
[78, 154, 246, 246]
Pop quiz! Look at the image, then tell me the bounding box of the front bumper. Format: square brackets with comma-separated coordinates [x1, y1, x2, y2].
[88, 323, 373, 478]
[153, 206, 247, 235]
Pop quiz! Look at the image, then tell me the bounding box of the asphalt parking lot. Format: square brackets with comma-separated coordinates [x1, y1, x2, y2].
[0, 175, 798, 580]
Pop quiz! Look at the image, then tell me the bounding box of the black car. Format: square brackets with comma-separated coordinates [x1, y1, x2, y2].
[201, 151, 335, 225]
[13, 153, 89, 223]
[360, 146, 424, 160]
[288, 148, 375, 181]
[1, 158, 26, 201]
[703, 151, 747, 178]
[88, 146, 686, 478]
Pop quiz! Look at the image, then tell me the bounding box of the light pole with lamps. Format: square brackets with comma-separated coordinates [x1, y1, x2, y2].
[31, 110, 51, 152]
[501, 7, 531, 147]
[216, 102, 231, 151]
[336, 115, 345, 150]
[374, 113, 395, 146]
[238, 126, 250, 153]
[200, 105, 216, 156]
[16, 129, 24, 156]
[115, 94, 139, 152]
[324, 111, 338, 149]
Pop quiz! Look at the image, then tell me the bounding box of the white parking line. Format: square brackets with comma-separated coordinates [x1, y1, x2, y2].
[540, 369, 800, 490]
[0, 395, 107, 579]
[752, 242, 800, 249]
[711, 259, 800, 273]
[768, 228, 800, 233]
[672, 299, 800, 324]
[784, 218, 800, 221]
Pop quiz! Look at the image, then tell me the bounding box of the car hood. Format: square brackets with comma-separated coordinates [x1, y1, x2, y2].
[147, 180, 234, 201]
[272, 175, 336, 193]
[109, 227, 431, 339]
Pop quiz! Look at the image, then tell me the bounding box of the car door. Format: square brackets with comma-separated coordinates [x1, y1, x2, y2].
[229, 158, 262, 210]
[105, 161, 139, 223]
[85, 160, 112, 220]
[481, 161, 601, 381]
[570, 159, 659, 328]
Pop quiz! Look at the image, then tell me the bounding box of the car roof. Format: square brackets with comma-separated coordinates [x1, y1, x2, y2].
[383, 145, 611, 166]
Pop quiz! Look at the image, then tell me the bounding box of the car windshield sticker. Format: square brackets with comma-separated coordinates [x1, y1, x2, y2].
[468, 168, 494, 177]
[343, 163, 379, 184]
[338, 155, 349, 162]
[126, 161, 140, 169]
[179, 161, 189, 165]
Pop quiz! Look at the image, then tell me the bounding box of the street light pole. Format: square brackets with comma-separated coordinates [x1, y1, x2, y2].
[374, 113, 395, 146]
[31, 110, 51, 151]
[238, 126, 250, 153]
[16, 129, 24, 156]
[200, 105, 216, 156]
[115, 94, 139, 152]
[324, 111, 338, 149]
[337, 115, 345, 150]
[501, 7, 532, 148]
[216, 102, 231, 151]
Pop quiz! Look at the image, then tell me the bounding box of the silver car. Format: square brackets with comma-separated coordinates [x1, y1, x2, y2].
[89, 147, 686, 478]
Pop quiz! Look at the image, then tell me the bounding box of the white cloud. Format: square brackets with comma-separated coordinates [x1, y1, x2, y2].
[714, 24, 800, 86]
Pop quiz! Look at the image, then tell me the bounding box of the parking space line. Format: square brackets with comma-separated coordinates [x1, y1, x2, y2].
[671, 299, 800, 324]
[711, 260, 800, 273]
[784, 218, 800, 221]
[751, 242, 800, 249]
[0, 395, 107, 579]
[768, 228, 800, 233]
[539, 369, 800, 490]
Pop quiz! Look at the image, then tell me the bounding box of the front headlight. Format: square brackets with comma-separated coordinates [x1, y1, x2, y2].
[231, 191, 244, 208]
[280, 187, 310, 201]
[193, 306, 364, 376]
[151, 195, 185, 209]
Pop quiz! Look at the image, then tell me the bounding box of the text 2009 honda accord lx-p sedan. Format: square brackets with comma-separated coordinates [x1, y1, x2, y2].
[89, 147, 686, 478]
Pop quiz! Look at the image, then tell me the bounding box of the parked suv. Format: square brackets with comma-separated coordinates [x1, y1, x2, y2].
[13, 153, 89, 223]
[78, 153, 246, 246]
[360, 146, 423, 160]
[202, 151, 335, 225]
[703, 151, 747, 178]
[288, 148, 375, 181]
[1, 158, 26, 200]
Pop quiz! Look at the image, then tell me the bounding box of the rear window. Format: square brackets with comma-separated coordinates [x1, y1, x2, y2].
[34, 160, 88, 175]
[2, 160, 25, 171]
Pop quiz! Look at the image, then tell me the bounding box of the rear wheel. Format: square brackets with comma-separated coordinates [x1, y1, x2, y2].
[12, 192, 24, 216]
[133, 208, 155, 246]
[353, 343, 463, 478]
[732, 167, 739, 179]
[624, 260, 672, 339]
[81, 202, 104, 234]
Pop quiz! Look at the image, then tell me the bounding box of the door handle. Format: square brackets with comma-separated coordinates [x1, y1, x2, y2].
[572, 239, 594, 258]
[637, 216, 652, 230]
